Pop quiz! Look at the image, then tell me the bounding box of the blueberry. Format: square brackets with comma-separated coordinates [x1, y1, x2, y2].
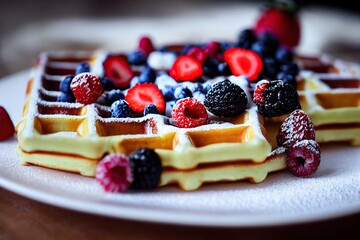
[173, 86, 193, 100]
[236, 28, 257, 49]
[101, 77, 116, 91]
[201, 84, 211, 94]
[275, 47, 293, 63]
[143, 104, 159, 115]
[193, 83, 203, 93]
[263, 57, 279, 79]
[203, 58, 219, 78]
[180, 44, 197, 55]
[111, 100, 130, 118]
[220, 42, 235, 52]
[251, 41, 271, 57]
[138, 67, 156, 83]
[217, 62, 232, 76]
[258, 32, 279, 54]
[161, 86, 175, 101]
[57, 92, 75, 103]
[280, 62, 299, 76]
[106, 89, 125, 106]
[127, 50, 147, 65]
[277, 72, 297, 87]
[59, 75, 74, 93]
[76, 62, 90, 75]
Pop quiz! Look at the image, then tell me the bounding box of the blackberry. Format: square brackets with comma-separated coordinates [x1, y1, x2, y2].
[204, 79, 248, 117]
[129, 148, 162, 190]
[254, 80, 301, 117]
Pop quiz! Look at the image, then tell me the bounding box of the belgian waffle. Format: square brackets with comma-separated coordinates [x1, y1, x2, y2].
[16, 51, 287, 191]
[295, 55, 360, 145]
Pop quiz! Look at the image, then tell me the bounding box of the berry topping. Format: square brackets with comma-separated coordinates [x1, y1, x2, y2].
[75, 62, 90, 75]
[101, 77, 116, 91]
[171, 98, 209, 128]
[147, 51, 177, 71]
[127, 50, 147, 66]
[95, 154, 133, 193]
[125, 83, 165, 114]
[203, 58, 219, 78]
[204, 80, 248, 118]
[277, 109, 315, 148]
[103, 55, 134, 89]
[287, 140, 321, 177]
[0, 106, 15, 141]
[224, 48, 263, 81]
[187, 47, 208, 64]
[277, 71, 297, 87]
[173, 86, 193, 101]
[161, 86, 175, 102]
[143, 104, 159, 116]
[204, 41, 221, 56]
[129, 148, 162, 190]
[111, 99, 130, 118]
[253, 79, 301, 117]
[275, 46, 293, 63]
[138, 36, 155, 57]
[57, 92, 75, 103]
[236, 28, 257, 50]
[138, 67, 156, 84]
[169, 56, 203, 82]
[106, 89, 125, 106]
[59, 75, 74, 93]
[70, 73, 103, 104]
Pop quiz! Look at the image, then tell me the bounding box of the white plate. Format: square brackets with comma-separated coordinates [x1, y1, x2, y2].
[0, 71, 360, 227]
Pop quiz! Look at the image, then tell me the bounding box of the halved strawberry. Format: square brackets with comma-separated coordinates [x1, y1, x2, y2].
[103, 55, 134, 89]
[224, 48, 263, 82]
[0, 106, 15, 141]
[169, 56, 203, 82]
[125, 83, 165, 114]
[138, 36, 155, 57]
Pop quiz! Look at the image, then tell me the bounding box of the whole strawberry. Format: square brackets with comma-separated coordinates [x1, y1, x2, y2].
[254, 0, 301, 48]
[0, 106, 15, 141]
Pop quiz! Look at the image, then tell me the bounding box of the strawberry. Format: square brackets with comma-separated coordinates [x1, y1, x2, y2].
[254, 1, 300, 48]
[103, 55, 134, 90]
[138, 36, 155, 57]
[170, 56, 203, 82]
[70, 73, 103, 104]
[125, 83, 165, 114]
[0, 106, 15, 141]
[224, 48, 263, 81]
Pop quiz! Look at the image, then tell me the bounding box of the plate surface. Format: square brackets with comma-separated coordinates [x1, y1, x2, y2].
[0, 71, 360, 227]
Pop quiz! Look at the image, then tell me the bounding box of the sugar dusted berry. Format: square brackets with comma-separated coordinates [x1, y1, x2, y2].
[287, 140, 321, 177]
[129, 148, 162, 190]
[111, 99, 130, 118]
[172, 98, 209, 128]
[70, 73, 103, 104]
[204, 79, 248, 117]
[143, 104, 159, 116]
[253, 80, 301, 117]
[0, 106, 15, 141]
[173, 86, 193, 100]
[106, 89, 125, 106]
[277, 109, 315, 148]
[95, 154, 133, 193]
[138, 67, 156, 84]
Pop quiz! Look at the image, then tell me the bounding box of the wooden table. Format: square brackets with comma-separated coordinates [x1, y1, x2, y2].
[1, 187, 359, 239]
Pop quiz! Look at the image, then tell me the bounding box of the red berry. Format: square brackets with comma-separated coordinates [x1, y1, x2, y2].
[170, 56, 203, 81]
[204, 41, 221, 56]
[253, 80, 270, 104]
[96, 154, 133, 193]
[125, 83, 165, 114]
[224, 48, 263, 81]
[0, 106, 15, 141]
[277, 109, 316, 148]
[103, 55, 134, 89]
[287, 140, 321, 177]
[138, 36, 155, 57]
[254, 8, 300, 48]
[171, 98, 208, 128]
[187, 47, 208, 64]
[70, 73, 103, 104]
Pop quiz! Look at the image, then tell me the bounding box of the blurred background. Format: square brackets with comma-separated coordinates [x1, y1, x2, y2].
[1, 0, 359, 77]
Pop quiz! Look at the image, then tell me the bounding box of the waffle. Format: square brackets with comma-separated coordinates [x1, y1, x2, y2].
[295, 55, 360, 145]
[16, 51, 287, 191]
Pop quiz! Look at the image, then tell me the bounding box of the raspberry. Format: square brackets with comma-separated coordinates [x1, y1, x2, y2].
[129, 148, 162, 190]
[172, 98, 209, 128]
[0, 106, 15, 141]
[277, 109, 315, 148]
[204, 79, 248, 117]
[253, 80, 301, 117]
[70, 73, 103, 104]
[187, 47, 208, 64]
[95, 154, 133, 193]
[287, 140, 321, 177]
[138, 36, 155, 57]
